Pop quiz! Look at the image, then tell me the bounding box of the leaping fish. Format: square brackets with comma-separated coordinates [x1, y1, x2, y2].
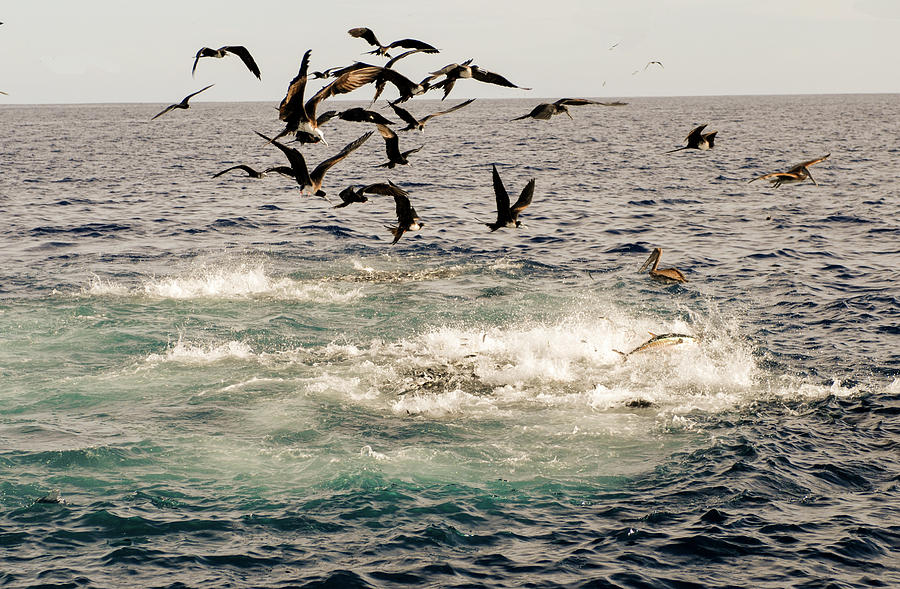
[613, 332, 697, 360]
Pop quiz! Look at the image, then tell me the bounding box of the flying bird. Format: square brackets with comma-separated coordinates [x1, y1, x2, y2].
[638, 248, 687, 284]
[347, 27, 438, 57]
[426, 60, 530, 100]
[151, 84, 214, 120]
[334, 180, 408, 208]
[388, 98, 475, 132]
[255, 130, 373, 199]
[192, 46, 261, 79]
[485, 164, 535, 231]
[386, 192, 423, 244]
[645, 61, 664, 70]
[511, 98, 600, 121]
[376, 124, 422, 168]
[212, 164, 288, 179]
[338, 107, 395, 125]
[748, 154, 830, 188]
[666, 123, 717, 153]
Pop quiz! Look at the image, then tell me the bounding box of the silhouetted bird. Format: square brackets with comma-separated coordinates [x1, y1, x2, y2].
[511, 98, 600, 121]
[151, 84, 214, 120]
[334, 180, 408, 208]
[485, 164, 535, 231]
[338, 107, 395, 125]
[748, 154, 830, 188]
[212, 164, 286, 178]
[376, 124, 422, 168]
[386, 192, 423, 244]
[426, 60, 530, 99]
[388, 98, 475, 131]
[347, 27, 438, 57]
[192, 46, 261, 79]
[666, 123, 717, 153]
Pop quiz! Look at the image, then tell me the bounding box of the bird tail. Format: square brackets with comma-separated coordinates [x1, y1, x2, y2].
[664, 146, 688, 154]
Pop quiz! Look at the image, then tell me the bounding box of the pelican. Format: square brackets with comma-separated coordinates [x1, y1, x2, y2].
[425, 60, 530, 100]
[192, 46, 260, 79]
[638, 248, 687, 283]
[485, 164, 535, 231]
[666, 123, 717, 153]
[388, 98, 475, 132]
[212, 164, 286, 178]
[511, 98, 600, 121]
[255, 130, 373, 199]
[334, 181, 408, 209]
[276, 50, 383, 145]
[151, 84, 214, 120]
[386, 192, 423, 244]
[338, 107, 395, 125]
[748, 154, 830, 188]
[347, 27, 438, 58]
[376, 124, 422, 168]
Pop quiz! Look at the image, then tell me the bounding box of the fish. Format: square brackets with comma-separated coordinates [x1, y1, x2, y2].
[613, 332, 697, 360]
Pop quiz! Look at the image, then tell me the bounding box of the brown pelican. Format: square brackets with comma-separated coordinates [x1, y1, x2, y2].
[212, 164, 286, 178]
[255, 130, 373, 199]
[666, 123, 717, 153]
[386, 192, 423, 244]
[347, 27, 438, 58]
[426, 60, 530, 100]
[338, 107, 395, 125]
[748, 154, 830, 188]
[334, 180, 407, 208]
[151, 84, 214, 120]
[485, 164, 535, 231]
[376, 124, 422, 168]
[192, 46, 260, 79]
[511, 98, 600, 121]
[638, 248, 687, 283]
[388, 98, 475, 132]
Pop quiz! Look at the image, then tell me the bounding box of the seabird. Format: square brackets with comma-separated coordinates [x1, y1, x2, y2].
[151, 84, 214, 120]
[645, 61, 664, 70]
[334, 180, 408, 208]
[425, 60, 530, 100]
[386, 192, 423, 244]
[212, 164, 285, 178]
[638, 248, 687, 284]
[511, 98, 600, 121]
[347, 27, 438, 57]
[485, 164, 535, 231]
[192, 46, 261, 79]
[666, 123, 717, 153]
[748, 154, 830, 188]
[255, 130, 373, 199]
[326, 58, 429, 104]
[388, 98, 475, 132]
[376, 124, 422, 168]
[338, 107, 395, 125]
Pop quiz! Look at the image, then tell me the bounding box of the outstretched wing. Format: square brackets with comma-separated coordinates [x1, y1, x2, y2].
[556, 98, 599, 107]
[151, 104, 178, 120]
[419, 98, 476, 124]
[279, 50, 311, 124]
[470, 67, 529, 89]
[385, 38, 438, 53]
[213, 164, 258, 178]
[684, 123, 707, 143]
[223, 45, 261, 79]
[387, 101, 420, 129]
[348, 27, 382, 48]
[793, 154, 830, 169]
[491, 164, 511, 224]
[306, 66, 382, 120]
[310, 131, 374, 186]
[509, 179, 535, 221]
[183, 84, 214, 104]
[255, 131, 311, 187]
[513, 103, 553, 120]
[362, 181, 408, 197]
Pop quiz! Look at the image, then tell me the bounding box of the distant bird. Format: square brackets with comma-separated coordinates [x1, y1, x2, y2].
[0, 91, 7, 96]
[151, 84, 214, 120]
[426, 60, 530, 100]
[334, 180, 408, 208]
[511, 98, 600, 121]
[645, 61, 664, 70]
[338, 107, 395, 125]
[192, 46, 261, 79]
[638, 248, 687, 284]
[386, 192, 423, 244]
[255, 130, 373, 199]
[666, 123, 717, 153]
[347, 27, 438, 57]
[212, 164, 285, 178]
[485, 164, 535, 231]
[748, 154, 830, 188]
[608, 42, 620, 50]
[376, 124, 422, 168]
[388, 98, 475, 131]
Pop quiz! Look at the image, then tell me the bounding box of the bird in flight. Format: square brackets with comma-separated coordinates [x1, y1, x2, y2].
[212, 164, 287, 179]
[376, 124, 423, 168]
[748, 154, 830, 188]
[151, 84, 214, 120]
[425, 60, 530, 100]
[192, 46, 261, 79]
[666, 123, 717, 153]
[485, 164, 535, 231]
[338, 107, 396, 126]
[334, 181, 408, 208]
[645, 61, 664, 70]
[386, 192, 423, 244]
[388, 98, 475, 132]
[511, 98, 601, 121]
[347, 27, 438, 57]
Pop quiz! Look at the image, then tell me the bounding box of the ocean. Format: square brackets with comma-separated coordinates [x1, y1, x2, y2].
[1, 94, 898, 588]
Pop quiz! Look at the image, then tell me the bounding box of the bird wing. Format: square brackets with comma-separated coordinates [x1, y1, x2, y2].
[255, 131, 311, 186]
[316, 110, 339, 125]
[310, 131, 374, 186]
[306, 66, 382, 120]
[279, 50, 312, 124]
[556, 98, 599, 107]
[191, 47, 215, 76]
[182, 84, 214, 105]
[213, 164, 258, 178]
[385, 49, 423, 69]
[393, 193, 415, 224]
[388, 101, 420, 129]
[386, 38, 439, 53]
[702, 131, 717, 148]
[748, 171, 794, 183]
[470, 67, 529, 89]
[793, 154, 830, 169]
[684, 123, 707, 143]
[509, 179, 536, 220]
[362, 181, 408, 197]
[376, 124, 403, 162]
[348, 27, 382, 48]
[263, 166, 296, 178]
[419, 98, 476, 124]
[491, 164, 511, 223]
[515, 103, 553, 120]
[222, 46, 261, 79]
[151, 104, 178, 120]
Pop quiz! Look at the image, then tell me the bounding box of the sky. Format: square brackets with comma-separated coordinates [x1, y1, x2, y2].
[1, 1, 898, 104]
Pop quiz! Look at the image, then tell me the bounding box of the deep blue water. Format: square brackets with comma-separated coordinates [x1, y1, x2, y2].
[1, 95, 899, 588]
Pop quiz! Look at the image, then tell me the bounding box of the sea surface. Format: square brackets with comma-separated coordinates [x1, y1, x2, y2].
[1, 95, 898, 588]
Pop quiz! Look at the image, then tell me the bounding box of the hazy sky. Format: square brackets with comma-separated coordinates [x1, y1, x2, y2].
[1, 1, 898, 104]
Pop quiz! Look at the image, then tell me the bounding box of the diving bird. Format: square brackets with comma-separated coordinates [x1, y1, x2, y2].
[334, 180, 408, 208]
[376, 124, 422, 168]
[426, 60, 530, 100]
[386, 192, 423, 244]
[192, 46, 261, 79]
[666, 123, 717, 153]
[748, 154, 830, 188]
[151, 84, 214, 120]
[347, 27, 438, 57]
[511, 98, 600, 121]
[255, 130, 373, 199]
[485, 164, 535, 231]
[338, 107, 395, 125]
[388, 98, 475, 132]
[638, 248, 687, 284]
[212, 164, 286, 178]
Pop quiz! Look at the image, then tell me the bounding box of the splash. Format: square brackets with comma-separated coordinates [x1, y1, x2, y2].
[145, 337, 255, 365]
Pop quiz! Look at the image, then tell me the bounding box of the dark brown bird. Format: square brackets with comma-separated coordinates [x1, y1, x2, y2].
[388, 98, 475, 132]
[639, 248, 687, 283]
[426, 60, 530, 100]
[666, 123, 717, 153]
[212, 164, 286, 178]
[386, 192, 423, 244]
[151, 84, 214, 120]
[334, 180, 408, 208]
[338, 107, 395, 125]
[485, 164, 535, 231]
[376, 124, 422, 168]
[325, 59, 430, 104]
[347, 27, 438, 58]
[192, 46, 261, 79]
[511, 98, 600, 121]
[748, 154, 830, 188]
[255, 130, 373, 199]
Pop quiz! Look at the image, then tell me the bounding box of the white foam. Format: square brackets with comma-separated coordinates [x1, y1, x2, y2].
[145, 337, 254, 365]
